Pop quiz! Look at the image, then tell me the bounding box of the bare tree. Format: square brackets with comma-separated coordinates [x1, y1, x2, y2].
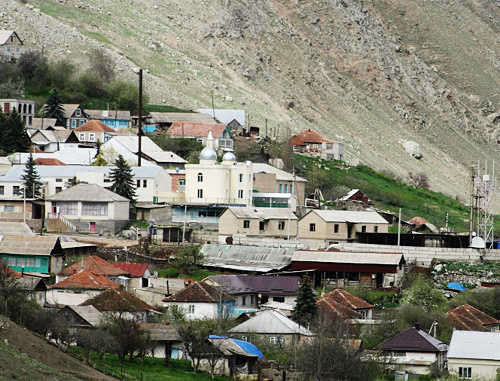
[408, 171, 430, 189]
[106, 315, 148, 363]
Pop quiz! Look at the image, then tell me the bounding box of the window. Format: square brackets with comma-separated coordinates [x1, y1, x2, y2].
[197, 189, 203, 198]
[241, 336, 248, 342]
[310, 223, 316, 232]
[6, 47, 10, 52]
[197, 173, 203, 182]
[13, 186, 20, 196]
[179, 179, 185, 186]
[89, 133, 95, 142]
[52, 202, 77, 215]
[26, 258, 34, 267]
[136, 180, 141, 188]
[71, 120, 77, 128]
[55, 187, 62, 193]
[82, 202, 108, 216]
[239, 173, 243, 182]
[243, 220, 250, 229]
[0, 186, 4, 195]
[284, 184, 288, 193]
[374, 226, 378, 233]
[273, 296, 285, 303]
[75, 109, 81, 117]
[278, 221, 285, 230]
[79, 133, 85, 141]
[241, 296, 246, 306]
[143, 180, 147, 188]
[188, 305, 195, 314]
[269, 336, 284, 347]
[238, 189, 243, 199]
[334, 224, 339, 233]
[279, 184, 283, 193]
[4, 205, 14, 212]
[56, 178, 62, 182]
[79, 120, 85, 126]
[459, 367, 472, 379]
[16, 47, 19, 53]
[394, 351, 406, 357]
[290, 184, 293, 194]
[259, 221, 265, 231]
[361, 225, 367, 233]
[8, 258, 15, 266]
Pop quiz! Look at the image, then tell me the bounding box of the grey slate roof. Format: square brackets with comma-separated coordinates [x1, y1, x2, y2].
[224, 207, 298, 220]
[308, 209, 389, 224]
[201, 244, 296, 273]
[140, 323, 182, 341]
[63, 305, 103, 327]
[0, 235, 62, 256]
[46, 183, 128, 202]
[0, 222, 34, 236]
[229, 310, 313, 336]
[447, 331, 500, 361]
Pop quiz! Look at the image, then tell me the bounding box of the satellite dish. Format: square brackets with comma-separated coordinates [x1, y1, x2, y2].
[470, 236, 485, 249]
[225, 236, 233, 245]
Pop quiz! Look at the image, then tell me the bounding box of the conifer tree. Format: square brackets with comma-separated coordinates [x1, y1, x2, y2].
[5, 108, 30, 153]
[42, 88, 65, 124]
[292, 275, 318, 327]
[0, 107, 8, 154]
[21, 154, 43, 198]
[109, 155, 136, 205]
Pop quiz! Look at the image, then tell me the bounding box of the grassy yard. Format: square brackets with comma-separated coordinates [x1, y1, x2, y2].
[69, 347, 228, 380]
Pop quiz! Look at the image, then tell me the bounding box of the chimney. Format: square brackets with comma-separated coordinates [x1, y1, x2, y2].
[415, 323, 421, 331]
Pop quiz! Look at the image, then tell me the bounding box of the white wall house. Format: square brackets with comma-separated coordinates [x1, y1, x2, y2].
[184, 132, 253, 205]
[0, 99, 35, 128]
[0, 31, 23, 62]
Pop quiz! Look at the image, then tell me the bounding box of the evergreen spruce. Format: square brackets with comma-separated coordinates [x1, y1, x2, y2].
[6, 108, 30, 153]
[42, 89, 65, 124]
[0, 107, 8, 154]
[65, 176, 81, 188]
[109, 155, 136, 205]
[292, 275, 318, 327]
[21, 154, 43, 198]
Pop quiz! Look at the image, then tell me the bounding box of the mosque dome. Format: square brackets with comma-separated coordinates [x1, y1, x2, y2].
[222, 151, 236, 162]
[199, 146, 217, 160]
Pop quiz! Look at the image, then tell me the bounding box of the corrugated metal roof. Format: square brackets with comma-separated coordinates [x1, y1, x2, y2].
[197, 109, 245, 125]
[0, 235, 61, 256]
[340, 189, 360, 201]
[224, 207, 297, 220]
[140, 323, 182, 341]
[149, 112, 216, 124]
[377, 327, 447, 352]
[229, 310, 313, 336]
[201, 244, 296, 273]
[64, 305, 103, 327]
[85, 110, 131, 121]
[252, 163, 307, 182]
[145, 151, 187, 164]
[113, 263, 150, 277]
[0, 164, 162, 182]
[208, 275, 300, 294]
[446, 304, 500, 331]
[31, 118, 58, 130]
[46, 183, 128, 202]
[0, 222, 34, 236]
[309, 210, 389, 224]
[292, 250, 403, 265]
[447, 331, 500, 360]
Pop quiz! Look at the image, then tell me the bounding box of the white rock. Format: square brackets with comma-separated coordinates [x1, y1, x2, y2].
[401, 140, 422, 159]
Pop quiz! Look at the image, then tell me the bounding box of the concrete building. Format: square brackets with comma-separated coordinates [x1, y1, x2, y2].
[298, 210, 389, 243]
[218, 206, 298, 242]
[0, 31, 23, 62]
[45, 183, 130, 234]
[447, 331, 500, 380]
[185, 131, 253, 205]
[0, 99, 35, 128]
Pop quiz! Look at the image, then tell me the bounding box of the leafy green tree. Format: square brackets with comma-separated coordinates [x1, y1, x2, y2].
[109, 154, 137, 205]
[17, 50, 48, 89]
[400, 274, 445, 311]
[292, 275, 318, 326]
[21, 154, 43, 198]
[171, 245, 203, 275]
[46, 59, 75, 90]
[108, 81, 149, 115]
[42, 88, 65, 124]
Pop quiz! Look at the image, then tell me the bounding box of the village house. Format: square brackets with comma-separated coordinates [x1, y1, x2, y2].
[298, 209, 389, 243]
[316, 294, 361, 320]
[80, 288, 158, 323]
[0, 98, 35, 128]
[320, 289, 374, 320]
[218, 207, 298, 242]
[446, 304, 500, 332]
[112, 263, 153, 289]
[139, 323, 184, 360]
[74, 120, 115, 144]
[252, 163, 307, 207]
[204, 275, 301, 314]
[31, 118, 58, 130]
[163, 281, 236, 320]
[101, 135, 187, 169]
[168, 121, 234, 150]
[339, 189, 372, 204]
[29, 129, 80, 152]
[17, 276, 48, 306]
[229, 310, 314, 348]
[290, 250, 405, 288]
[85, 109, 131, 130]
[447, 330, 500, 380]
[147, 111, 217, 131]
[0, 235, 64, 274]
[56, 255, 129, 284]
[57, 305, 103, 329]
[375, 324, 447, 377]
[197, 109, 245, 126]
[292, 129, 344, 161]
[8, 146, 97, 166]
[59, 104, 88, 129]
[0, 31, 23, 62]
[45, 183, 130, 234]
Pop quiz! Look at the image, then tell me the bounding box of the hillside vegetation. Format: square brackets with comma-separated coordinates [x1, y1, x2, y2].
[3, 0, 500, 208]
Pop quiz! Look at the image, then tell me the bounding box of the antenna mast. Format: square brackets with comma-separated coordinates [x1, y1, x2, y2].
[475, 161, 495, 248]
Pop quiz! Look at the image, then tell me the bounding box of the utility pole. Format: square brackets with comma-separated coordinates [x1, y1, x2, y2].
[134, 68, 143, 166]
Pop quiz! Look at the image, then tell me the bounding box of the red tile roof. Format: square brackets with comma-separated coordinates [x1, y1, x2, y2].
[317, 297, 360, 319]
[164, 281, 235, 303]
[1, 262, 21, 277]
[167, 122, 228, 138]
[74, 120, 115, 133]
[296, 129, 324, 144]
[446, 304, 500, 331]
[51, 270, 121, 290]
[80, 288, 154, 312]
[324, 289, 373, 310]
[58, 255, 129, 277]
[113, 263, 150, 277]
[290, 135, 306, 146]
[34, 158, 67, 166]
[409, 217, 430, 228]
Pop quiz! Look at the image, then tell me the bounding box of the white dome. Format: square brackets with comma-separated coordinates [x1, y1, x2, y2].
[222, 152, 236, 161]
[199, 146, 217, 160]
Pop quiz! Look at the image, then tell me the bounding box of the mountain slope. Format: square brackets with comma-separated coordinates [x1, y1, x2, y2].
[3, 0, 500, 204]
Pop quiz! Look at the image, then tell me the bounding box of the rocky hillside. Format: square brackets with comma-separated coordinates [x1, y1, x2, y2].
[3, 0, 500, 204]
